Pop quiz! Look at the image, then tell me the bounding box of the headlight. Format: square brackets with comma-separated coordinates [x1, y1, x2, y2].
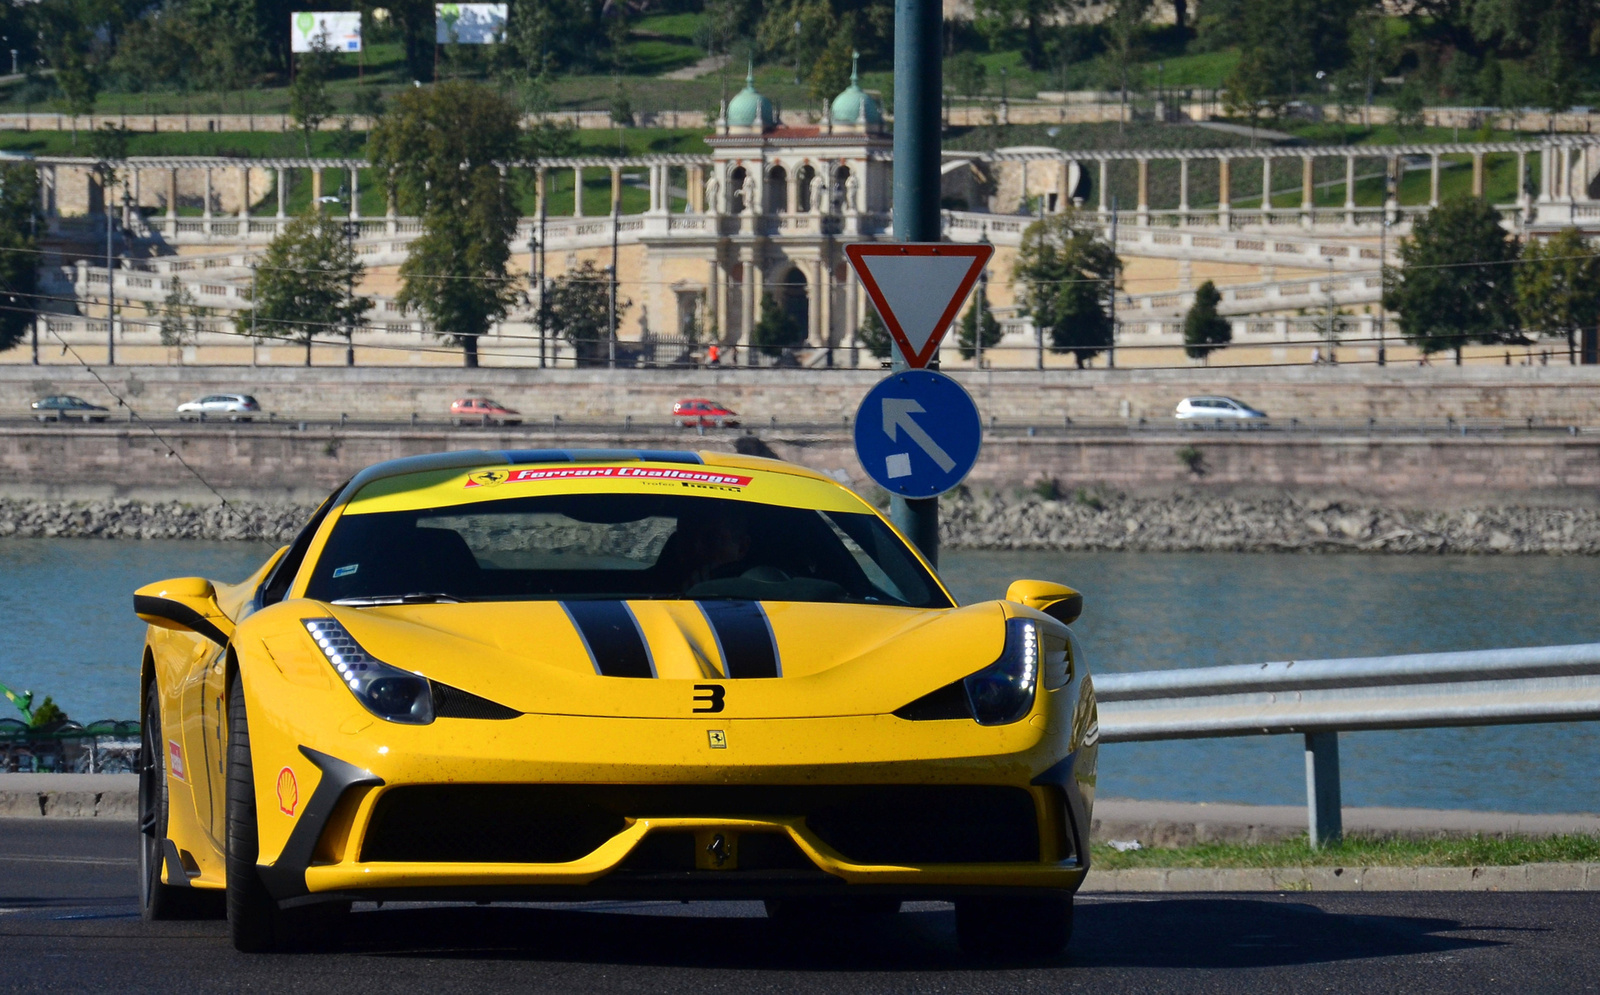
[303, 618, 435, 725]
[963, 618, 1040, 726]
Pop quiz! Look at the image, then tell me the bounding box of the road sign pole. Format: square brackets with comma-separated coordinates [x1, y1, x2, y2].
[890, 0, 942, 566]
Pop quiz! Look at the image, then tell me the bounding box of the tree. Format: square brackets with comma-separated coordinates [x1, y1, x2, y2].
[1102, 0, 1152, 123]
[808, 22, 857, 105]
[1183, 281, 1232, 361]
[947, 51, 987, 102]
[546, 260, 625, 365]
[370, 80, 524, 367]
[1014, 209, 1120, 368]
[972, 0, 1068, 69]
[956, 285, 1001, 361]
[510, 0, 603, 75]
[857, 309, 892, 360]
[1516, 227, 1600, 363]
[33, 0, 118, 143]
[1223, 0, 1362, 124]
[751, 292, 806, 361]
[0, 164, 39, 355]
[290, 44, 337, 156]
[248, 211, 371, 366]
[156, 277, 209, 362]
[1383, 196, 1521, 364]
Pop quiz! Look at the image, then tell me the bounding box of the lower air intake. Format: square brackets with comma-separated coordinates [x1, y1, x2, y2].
[359, 784, 1040, 865]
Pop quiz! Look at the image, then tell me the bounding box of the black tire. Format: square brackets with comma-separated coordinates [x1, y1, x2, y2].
[955, 893, 1073, 958]
[764, 897, 902, 923]
[139, 682, 225, 920]
[225, 675, 349, 952]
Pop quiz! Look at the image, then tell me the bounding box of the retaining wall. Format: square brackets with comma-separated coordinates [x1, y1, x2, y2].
[3, 424, 1596, 505]
[3, 364, 1599, 426]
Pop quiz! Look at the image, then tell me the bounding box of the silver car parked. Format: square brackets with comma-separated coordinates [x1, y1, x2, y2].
[176, 393, 262, 422]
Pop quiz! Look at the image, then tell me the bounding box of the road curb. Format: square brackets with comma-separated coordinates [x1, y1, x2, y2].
[0, 775, 140, 819]
[1081, 863, 1600, 892]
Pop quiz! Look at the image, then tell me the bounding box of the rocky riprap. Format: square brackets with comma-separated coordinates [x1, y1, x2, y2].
[0, 499, 311, 543]
[939, 490, 1600, 554]
[1, 494, 1598, 554]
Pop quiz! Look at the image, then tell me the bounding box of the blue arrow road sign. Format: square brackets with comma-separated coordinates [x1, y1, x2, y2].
[853, 370, 983, 499]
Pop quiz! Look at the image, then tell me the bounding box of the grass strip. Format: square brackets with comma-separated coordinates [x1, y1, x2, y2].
[1091, 834, 1600, 870]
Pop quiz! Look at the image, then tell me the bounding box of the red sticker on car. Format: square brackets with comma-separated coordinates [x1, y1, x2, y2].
[466, 465, 752, 488]
[168, 741, 186, 782]
[277, 767, 299, 816]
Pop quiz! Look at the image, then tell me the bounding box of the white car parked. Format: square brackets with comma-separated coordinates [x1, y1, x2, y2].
[1174, 396, 1268, 421]
[176, 393, 262, 422]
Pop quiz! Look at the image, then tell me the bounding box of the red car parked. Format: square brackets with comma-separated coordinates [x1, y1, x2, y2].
[672, 398, 739, 428]
[450, 397, 522, 426]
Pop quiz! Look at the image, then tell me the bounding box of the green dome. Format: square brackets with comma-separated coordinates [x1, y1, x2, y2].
[726, 66, 775, 129]
[830, 53, 882, 125]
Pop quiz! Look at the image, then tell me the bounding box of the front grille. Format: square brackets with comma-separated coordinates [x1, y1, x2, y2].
[360, 784, 1039, 865]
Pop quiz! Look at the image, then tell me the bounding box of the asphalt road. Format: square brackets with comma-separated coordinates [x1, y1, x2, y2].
[4, 818, 1599, 994]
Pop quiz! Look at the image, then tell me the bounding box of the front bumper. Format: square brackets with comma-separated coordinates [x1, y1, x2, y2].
[251, 713, 1093, 906]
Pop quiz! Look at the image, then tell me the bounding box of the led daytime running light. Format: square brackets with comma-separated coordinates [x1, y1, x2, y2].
[303, 618, 435, 725]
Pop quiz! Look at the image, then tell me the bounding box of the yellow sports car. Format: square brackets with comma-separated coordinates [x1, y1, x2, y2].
[133, 448, 1097, 955]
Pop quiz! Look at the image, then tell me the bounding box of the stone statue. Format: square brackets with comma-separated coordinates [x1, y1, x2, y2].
[845, 174, 860, 214]
[704, 173, 720, 215]
[811, 175, 827, 214]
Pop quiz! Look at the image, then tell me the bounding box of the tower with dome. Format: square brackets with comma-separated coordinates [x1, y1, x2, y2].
[632, 58, 896, 362]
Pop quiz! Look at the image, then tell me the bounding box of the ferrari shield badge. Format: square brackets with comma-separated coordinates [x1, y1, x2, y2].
[706, 730, 727, 749]
[466, 469, 508, 488]
[276, 766, 299, 816]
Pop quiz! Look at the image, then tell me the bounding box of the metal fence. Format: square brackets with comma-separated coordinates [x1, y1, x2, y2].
[1095, 642, 1600, 845]
[0, 719, 141, 774]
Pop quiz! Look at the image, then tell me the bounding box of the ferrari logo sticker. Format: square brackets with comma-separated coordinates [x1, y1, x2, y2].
[466, 469, 509, 488]
[707, 729, 727, 749]
[277, 766, 299, 816]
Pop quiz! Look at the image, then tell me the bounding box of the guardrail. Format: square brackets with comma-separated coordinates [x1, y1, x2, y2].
[1095, 642, 1600, 845]
[0, 720, 141, 774]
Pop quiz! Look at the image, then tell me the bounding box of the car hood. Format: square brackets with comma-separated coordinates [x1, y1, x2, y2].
[256, 599, 1007, 719]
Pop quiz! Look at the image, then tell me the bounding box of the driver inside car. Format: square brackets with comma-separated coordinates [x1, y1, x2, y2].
[672, 505, 755, 590]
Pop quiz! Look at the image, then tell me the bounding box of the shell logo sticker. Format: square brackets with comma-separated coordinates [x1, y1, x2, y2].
[276, 766, 299, 816]
[168, 741, 186, 782]
[467, 469, 509, 488]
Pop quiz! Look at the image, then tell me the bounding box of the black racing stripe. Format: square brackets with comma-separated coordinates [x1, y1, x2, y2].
[700, 601, 780, 679]
[563, 601, 655, 678]
[133, 595, 230, 647]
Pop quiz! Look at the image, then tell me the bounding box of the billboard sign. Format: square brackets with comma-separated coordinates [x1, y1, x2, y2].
[435, 3, 507, 43]
[291, 11, 362, 53]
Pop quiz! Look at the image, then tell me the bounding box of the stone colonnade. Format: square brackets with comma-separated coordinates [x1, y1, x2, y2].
[1062, 146, 1538, 225]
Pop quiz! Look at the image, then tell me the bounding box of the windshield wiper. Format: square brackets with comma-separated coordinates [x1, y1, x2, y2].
[331, 592, 468, 607]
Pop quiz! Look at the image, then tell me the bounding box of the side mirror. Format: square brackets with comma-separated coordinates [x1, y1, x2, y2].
[134, 577, 234, 646]
[1005, 580, 1084, 626]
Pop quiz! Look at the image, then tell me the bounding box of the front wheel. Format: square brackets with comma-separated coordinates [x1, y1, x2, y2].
[955, 893, 1073, 958]
[139, 682, 224, 920]
[225, 675, 349, 952]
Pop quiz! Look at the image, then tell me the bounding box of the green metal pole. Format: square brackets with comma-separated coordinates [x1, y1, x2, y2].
[890, 0, 942, 566]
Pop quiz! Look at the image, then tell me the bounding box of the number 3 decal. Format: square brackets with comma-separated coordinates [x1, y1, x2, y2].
[692, 684, 725, 714]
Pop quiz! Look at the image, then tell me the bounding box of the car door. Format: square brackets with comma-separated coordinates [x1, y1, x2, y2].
[172, 625, 221, 847]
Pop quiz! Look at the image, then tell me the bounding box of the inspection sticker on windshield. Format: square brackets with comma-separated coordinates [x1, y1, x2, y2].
[466, 465, 752, 489]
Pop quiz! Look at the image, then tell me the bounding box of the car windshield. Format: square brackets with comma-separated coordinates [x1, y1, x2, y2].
[304, 493, 951, 609]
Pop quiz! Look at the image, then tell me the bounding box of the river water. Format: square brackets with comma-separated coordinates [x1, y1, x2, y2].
[3, 538, 1597, 814]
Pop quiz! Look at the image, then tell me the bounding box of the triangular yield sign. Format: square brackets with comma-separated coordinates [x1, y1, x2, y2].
[845, 243, 994, 369]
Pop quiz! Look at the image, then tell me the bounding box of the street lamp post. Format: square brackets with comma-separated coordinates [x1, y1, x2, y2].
[104, 162, 116, 366]
[889, 0, 943, 564]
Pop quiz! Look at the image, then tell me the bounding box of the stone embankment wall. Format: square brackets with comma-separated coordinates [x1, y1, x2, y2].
[3, 365, 1599, 426]
[4, 491, 1598, 554]
[4, 424, 1597, 504]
